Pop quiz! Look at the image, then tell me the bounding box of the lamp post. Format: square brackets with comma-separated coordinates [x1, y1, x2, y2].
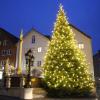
[25, 49, 34, 87]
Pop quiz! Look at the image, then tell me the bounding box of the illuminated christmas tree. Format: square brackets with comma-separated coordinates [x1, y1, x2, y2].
[43, 4, 94, 96]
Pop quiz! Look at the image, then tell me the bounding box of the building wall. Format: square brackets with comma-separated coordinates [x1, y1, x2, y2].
[0, 31, 18, 69]
[71, 27, 94, 76]
[16, 29, 49, 73]
[93, 51, 100, 87]
[93, 51, 100, 78]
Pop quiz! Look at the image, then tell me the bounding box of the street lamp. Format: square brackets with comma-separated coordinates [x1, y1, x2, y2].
[25, 53, 29, 67]
[31, 55, 34, 66]
[25, 49, 34, 87]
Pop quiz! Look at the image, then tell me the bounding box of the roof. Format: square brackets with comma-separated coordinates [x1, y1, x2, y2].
[69, 24, 91, 39]
[0, 23, 91, 41]
[0, 28, 19, 42]
[23, 27, 51, 39]
[24, 24, 91, 40]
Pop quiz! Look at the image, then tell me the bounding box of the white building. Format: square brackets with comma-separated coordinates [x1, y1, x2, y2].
[16, 28, 50, 75]
[16, 24, 94, 77]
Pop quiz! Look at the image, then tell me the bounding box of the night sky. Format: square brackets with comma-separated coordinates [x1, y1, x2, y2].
[0, 0, 100, 54]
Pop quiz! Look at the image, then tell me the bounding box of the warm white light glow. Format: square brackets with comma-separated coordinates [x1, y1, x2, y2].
[78, 43, 84, 49]
[38, 47, 42, 52]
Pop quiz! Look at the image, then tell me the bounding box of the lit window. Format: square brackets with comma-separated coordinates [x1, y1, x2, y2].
[78, 43, 84, 49]
[37, 61, 41, 67]
[32, 35, 35, 43]
[38, 47, 42, 52]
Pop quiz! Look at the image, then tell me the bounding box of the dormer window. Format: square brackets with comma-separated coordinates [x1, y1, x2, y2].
[1, 49, 12, 56]
[32, 35, 35, 43]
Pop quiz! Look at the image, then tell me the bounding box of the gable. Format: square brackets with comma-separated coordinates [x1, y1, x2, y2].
[22, 29, 50, 50]
[23, 28, 50, 40]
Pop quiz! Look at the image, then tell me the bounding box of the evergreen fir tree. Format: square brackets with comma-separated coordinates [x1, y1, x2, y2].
[42, 4, 94, 96]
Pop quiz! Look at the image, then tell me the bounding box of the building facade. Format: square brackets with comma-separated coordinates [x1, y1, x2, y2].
[16, 24, 94, 77]
[16, 28, 50, 75]
[70, 25, 94, 75]
[93, 50, 100, 86]
[0, 28, 18, 70]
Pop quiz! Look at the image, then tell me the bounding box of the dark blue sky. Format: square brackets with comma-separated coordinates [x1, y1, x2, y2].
[0, 0, 100, 54]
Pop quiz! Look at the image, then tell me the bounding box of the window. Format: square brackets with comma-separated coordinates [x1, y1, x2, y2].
[1, 50, 6, 56]
[32, 35, 35, 43]
[37, 61, 41, 67]
[0, 60, 5, 70]
[1, 50, 12, 56]
[7, 49, 12, 55]
[3, 40, 7, 46]
[38, 47, 42, 52]
[78, 43, 84, 49]
[0, 60, 5, 66]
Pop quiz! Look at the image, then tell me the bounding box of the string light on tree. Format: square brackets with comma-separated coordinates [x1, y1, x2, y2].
[42, 4, 94, 96]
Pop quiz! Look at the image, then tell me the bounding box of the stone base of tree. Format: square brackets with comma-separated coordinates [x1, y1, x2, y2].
[20, 88, 33, 99]
[33, 88, 47, 99]
[41, 86, 97, 99]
